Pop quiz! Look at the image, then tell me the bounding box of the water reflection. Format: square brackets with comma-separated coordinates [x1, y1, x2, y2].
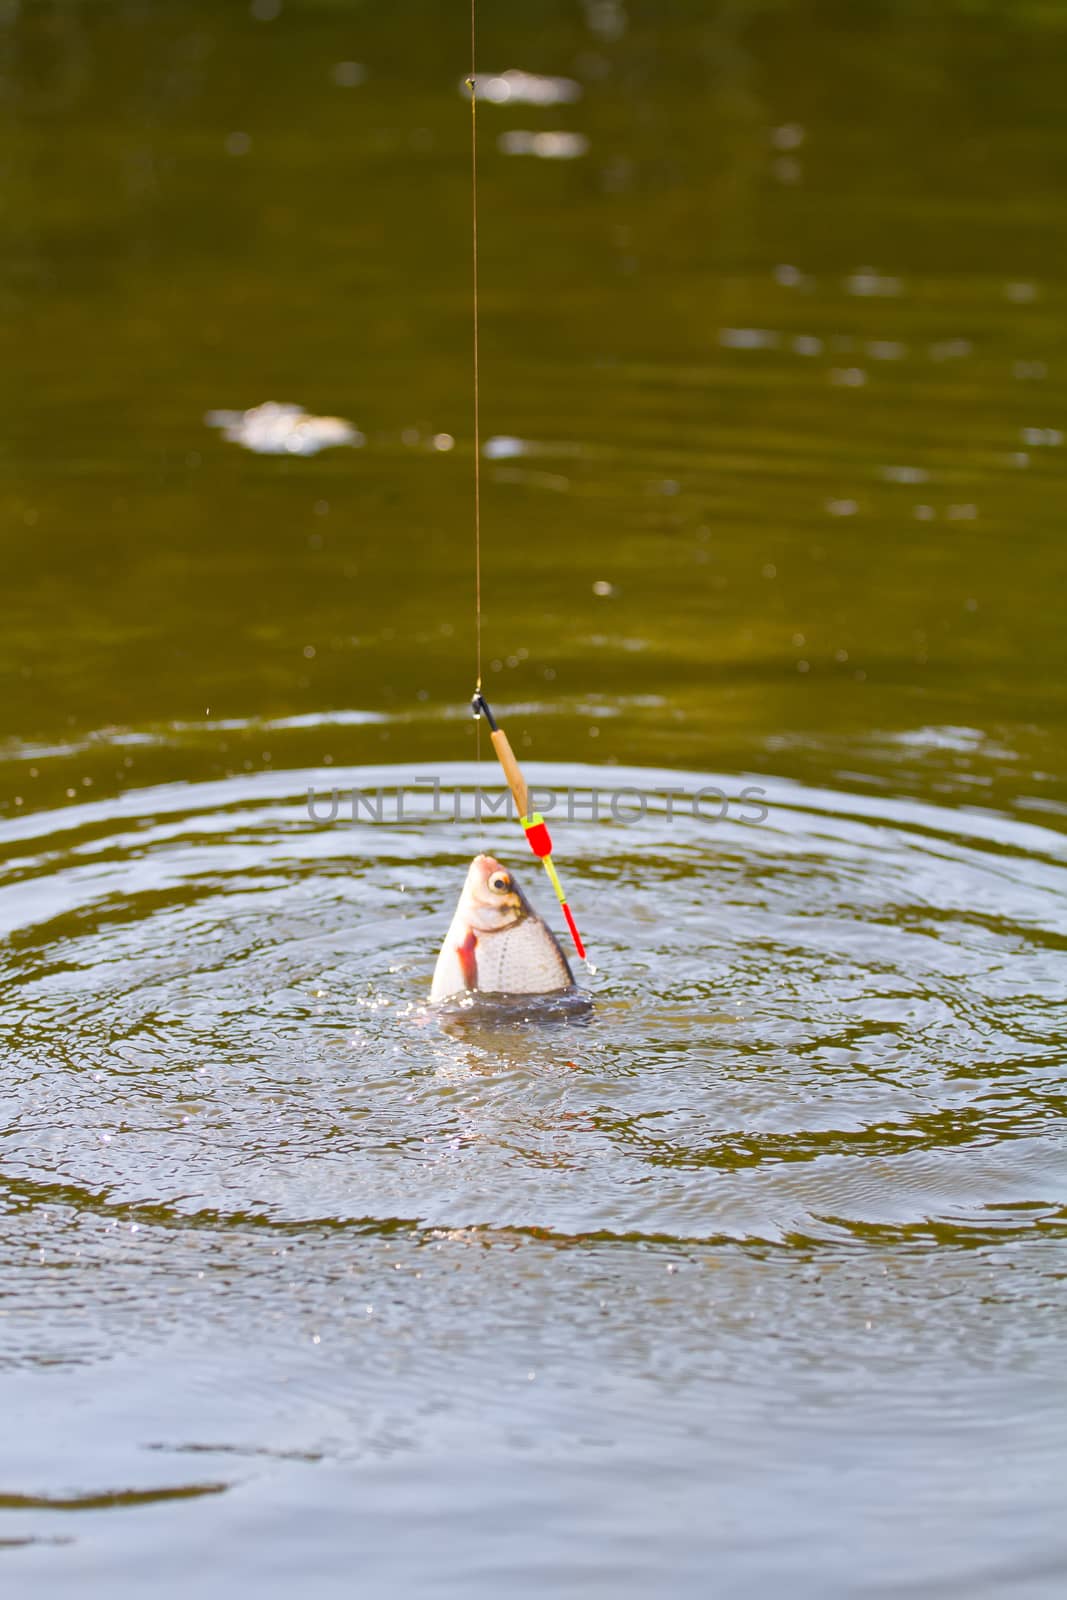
[204, 402, 364, 455]
[498, 130, 590, 161]
[465, 69, 582, 107]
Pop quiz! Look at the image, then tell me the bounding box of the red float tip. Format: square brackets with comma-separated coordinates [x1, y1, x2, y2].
[561, 901, 586, 961]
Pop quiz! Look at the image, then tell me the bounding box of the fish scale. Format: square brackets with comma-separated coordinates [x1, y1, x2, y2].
[475, 915, 573, 995]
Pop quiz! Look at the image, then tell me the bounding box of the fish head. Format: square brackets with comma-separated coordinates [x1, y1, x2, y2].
[461, 854, 530, 932]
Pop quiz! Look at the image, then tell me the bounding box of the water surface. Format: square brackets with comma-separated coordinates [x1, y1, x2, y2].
[2, 2, 1066, 1595]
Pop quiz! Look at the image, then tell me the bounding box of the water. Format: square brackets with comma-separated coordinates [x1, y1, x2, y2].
[3, 2, 1067, 1594]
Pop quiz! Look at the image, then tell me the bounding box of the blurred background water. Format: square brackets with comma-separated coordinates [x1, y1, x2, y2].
[1, 2, 1066, 1595]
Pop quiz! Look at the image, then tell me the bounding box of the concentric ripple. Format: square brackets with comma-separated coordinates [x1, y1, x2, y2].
[2, 760, 1065, 1246]
[2, 762, 1066, 1597]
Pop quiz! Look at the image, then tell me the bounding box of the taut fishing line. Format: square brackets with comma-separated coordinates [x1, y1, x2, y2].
[465, 2, 586, 960]
[468, 0, 482, 700]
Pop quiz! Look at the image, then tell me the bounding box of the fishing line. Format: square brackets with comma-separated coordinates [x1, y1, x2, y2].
[468, 0, 482, 698]
[464, 4, 586, 960]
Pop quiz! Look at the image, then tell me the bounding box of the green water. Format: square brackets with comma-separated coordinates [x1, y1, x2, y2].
[2, 2, 1066, 1595]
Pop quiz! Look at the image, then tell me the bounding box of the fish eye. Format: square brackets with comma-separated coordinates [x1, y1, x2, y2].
[488, 871, 511, 893]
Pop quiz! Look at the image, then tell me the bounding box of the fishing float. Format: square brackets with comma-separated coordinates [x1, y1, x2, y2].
[471, 691, 586, 962]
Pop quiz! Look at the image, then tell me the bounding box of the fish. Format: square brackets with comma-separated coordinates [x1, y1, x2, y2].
[430, 854, 577, 1003]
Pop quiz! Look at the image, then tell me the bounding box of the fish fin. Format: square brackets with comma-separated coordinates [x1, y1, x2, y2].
[457, 929, 478, 991]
